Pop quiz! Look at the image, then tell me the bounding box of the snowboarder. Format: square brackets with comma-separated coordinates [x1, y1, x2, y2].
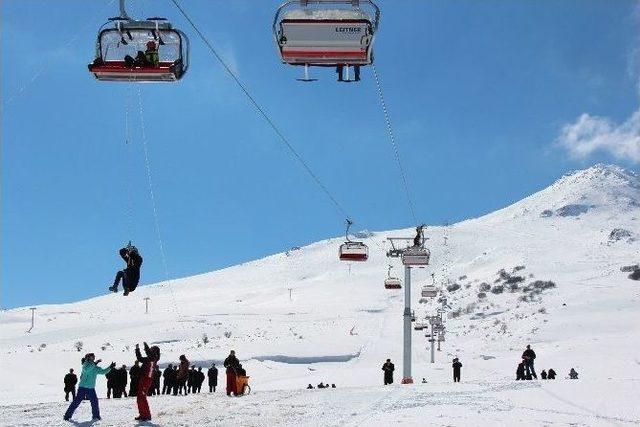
[63, 369, 77, 401]
[452, 358, 462, 382]
[547, 368, 557, 380]
[175, 355, 189, 395]
[162, 364, 174, 394]
[129, 360, 140, 396]
[541, 369, 548, 380]
[569, 368, 579, 379]
[521, 345, 537, 379]
[109, 243, 143, 296]
[207, 363, 218, 393]
[134, 342, 160, 422]
[224, 350, 240, 396]
[516, 361, 526, 380]
[382, 359, 394, 385]
[63, 353, 114, 422]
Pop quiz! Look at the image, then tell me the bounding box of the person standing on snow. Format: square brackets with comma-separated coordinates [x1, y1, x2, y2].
[63, 354, 114, 422]
[63, 369, 78, 401]
[382, 359, 395, 385]
[116, 364, 128, 397]
[109, 244, 143, 296]
[162, 364, 173, 394]
[129, 361, 140, 397]
[187, 365, 196, 393]
[151, 365, 161, 396]
[208, 363, 219, 393]
[175, 355, 190, 395]
[133, 342, 160, 422]
[521, 345, 537, 379]
[224, 350, 240, 396]
[452, 358, 462, 382]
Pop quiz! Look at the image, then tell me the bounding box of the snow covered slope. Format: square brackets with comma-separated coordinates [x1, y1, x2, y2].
[1, 164, 639, 426]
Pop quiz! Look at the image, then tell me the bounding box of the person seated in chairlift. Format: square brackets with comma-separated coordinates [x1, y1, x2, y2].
[124, 41, 159, 68]
[413, 225, 424, 247]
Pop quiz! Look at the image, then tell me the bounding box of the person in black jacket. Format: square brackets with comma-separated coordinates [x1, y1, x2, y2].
[516, 361, 526, 380]
[195, 367, 205, 393]
[162, 364, 173, 394]
[106, 368, 116, 398]
[547, 368, 557, 380]
[109, 244, 143, 296]
[207, 363, 218, 393]
[521, 345, 537, 379]
[382, 359, 394, 385]
[64, 369, 78, 401]
[187, 366, 196, 393]
[129, 361, 141, 397]
[115, 365, 128, 398]
[540, 369, 548, 380]
[452, 358, 462, 382]
[151, 365, 161, 396]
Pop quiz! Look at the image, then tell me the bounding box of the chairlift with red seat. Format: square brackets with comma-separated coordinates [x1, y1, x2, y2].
[339, 219, 368, 261]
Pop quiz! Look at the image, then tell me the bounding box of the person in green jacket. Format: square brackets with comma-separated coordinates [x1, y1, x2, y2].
[64, 353, 115, 422]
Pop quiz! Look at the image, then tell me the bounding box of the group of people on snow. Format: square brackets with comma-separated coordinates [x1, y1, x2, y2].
[62, 346, 247, 423]
[63, 342, 159, 422]
[381, 357, 463, 385]
[516, 345, 578, 381]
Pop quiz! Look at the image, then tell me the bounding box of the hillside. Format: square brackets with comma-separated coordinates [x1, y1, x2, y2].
[1, 164, 639, 426]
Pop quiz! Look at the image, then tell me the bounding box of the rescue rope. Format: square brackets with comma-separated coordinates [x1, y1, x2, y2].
[372, 63, 418, 226]
[169, 0, 350, 221]
[124, 85, 135, 238]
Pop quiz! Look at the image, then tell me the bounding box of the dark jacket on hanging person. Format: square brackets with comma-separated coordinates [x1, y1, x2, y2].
[120, 247, 143, 291]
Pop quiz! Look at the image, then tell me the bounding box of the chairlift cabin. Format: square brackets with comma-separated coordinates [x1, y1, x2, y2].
[421, 285, 438, 298]
[88, 1, 189, 82]
[384, 265, 401, 289]
[402, 246, 430, 266]
[273, 0, 380, 79]
[339, 219, 368, 261]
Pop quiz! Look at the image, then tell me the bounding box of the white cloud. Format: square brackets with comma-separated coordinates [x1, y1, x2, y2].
[556, 110, 640, 163]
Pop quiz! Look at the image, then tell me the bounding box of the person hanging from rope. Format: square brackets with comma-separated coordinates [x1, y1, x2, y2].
[109, 242, 143, 296]
[413, 225, 425, 247]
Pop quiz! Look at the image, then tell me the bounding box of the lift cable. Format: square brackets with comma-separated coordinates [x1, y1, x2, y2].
[169, 0, 350, 220]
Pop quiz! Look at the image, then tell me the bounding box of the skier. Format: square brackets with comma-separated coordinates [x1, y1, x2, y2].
[134, 342, 161, 422]
[63, 369, 77, 401]
[224, 350, 240, 396]
[547, 368, 557, 380]
[452, 358, 462, 382]
[175, 355, 189, 395]
[129, 360, 140, 396]
[63, 354, 114, 422]
[109, 243, 143, 296]
[521, 345, 537, 379]
[207, 363, 218, 393]
[541, 369, 548, 380]
[382, 359, 394, 385]
[568, 368, 579, 379]
[162, 364, 173, 394]
[516, 361, 526, 380]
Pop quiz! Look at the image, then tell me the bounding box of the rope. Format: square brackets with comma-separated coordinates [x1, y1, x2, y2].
[169, 0, 349, 220]
[124, 85, 135, 238]
[372, 63, 418, 226]
[135, 86, 208, 360]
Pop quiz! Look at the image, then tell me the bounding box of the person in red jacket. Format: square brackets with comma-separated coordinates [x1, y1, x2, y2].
[134, 342, 160, 422]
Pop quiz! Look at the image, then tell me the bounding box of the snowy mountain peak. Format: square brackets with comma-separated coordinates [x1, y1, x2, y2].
[552, 164, 639, 193]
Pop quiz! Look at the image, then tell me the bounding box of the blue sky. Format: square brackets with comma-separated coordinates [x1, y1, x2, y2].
[2, 0, 639, 309]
